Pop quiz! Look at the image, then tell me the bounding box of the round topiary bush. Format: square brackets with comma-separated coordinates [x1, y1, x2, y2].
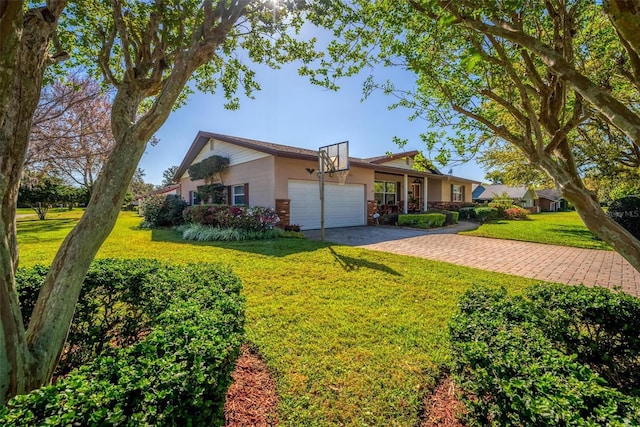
[607, 195, 640, 240]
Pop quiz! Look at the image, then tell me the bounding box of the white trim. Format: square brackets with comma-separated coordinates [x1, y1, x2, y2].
[403, 174, 409, 214]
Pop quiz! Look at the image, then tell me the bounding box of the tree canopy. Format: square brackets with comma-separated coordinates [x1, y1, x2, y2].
[0, 0, 321, 404]
[309, 0, 640, 273]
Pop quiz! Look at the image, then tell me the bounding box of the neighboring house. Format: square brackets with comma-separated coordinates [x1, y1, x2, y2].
[151, 184, 180, 197]
[536, 188, 566, 212]
[473, 184, 538, 208]
[135, 184, 180, 209]
[173, 131, 479, 230]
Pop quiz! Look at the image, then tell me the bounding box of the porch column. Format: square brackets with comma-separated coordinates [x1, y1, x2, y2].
[403, 174, 408, 214]
[423, 177, 428, 211]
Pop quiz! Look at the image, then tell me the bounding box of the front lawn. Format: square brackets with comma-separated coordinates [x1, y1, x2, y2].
[17, 210, 545, 426]
[460, 211, 612, 250]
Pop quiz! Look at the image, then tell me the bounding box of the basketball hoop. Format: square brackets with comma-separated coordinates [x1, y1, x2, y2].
[336, 169, 349, 186]
[317, 141, 350, 241]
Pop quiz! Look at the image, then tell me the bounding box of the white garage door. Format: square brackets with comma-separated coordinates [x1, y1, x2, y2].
[288, 180, 365, 230]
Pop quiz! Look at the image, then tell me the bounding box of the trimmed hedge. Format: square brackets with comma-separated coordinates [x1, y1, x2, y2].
[458, 207, 476, 221]
[398, 213, 445, 229]
[427, 209, 459, 226]
[3, 259, 245, 426]
[474, 206, 499, 222]
[449, 285, 640, 426]
[449, 211, 460, 224]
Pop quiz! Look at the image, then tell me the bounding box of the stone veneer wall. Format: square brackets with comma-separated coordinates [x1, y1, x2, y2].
[275, 199, 290, 227]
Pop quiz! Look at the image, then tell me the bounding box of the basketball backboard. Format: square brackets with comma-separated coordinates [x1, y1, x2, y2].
[318, 141, 349, 173]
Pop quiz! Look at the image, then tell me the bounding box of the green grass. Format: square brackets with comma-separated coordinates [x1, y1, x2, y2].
[460, 211, 612, 250]
[17, 210, 545, 426]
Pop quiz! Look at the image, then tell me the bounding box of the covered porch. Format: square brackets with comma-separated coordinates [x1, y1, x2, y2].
[373, 171, 474, 215]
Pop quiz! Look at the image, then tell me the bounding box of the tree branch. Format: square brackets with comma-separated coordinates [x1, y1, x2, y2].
[485, 33, 545, 152]
[440, 3, 640, 149]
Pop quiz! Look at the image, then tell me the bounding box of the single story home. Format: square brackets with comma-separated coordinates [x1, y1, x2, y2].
[535, 188, 566, 212]
[173, 131, 479, 230]
[472, 184, 538, 208]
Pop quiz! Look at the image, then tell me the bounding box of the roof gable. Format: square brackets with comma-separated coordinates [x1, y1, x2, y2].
[536, 188, 563, 201]
[475, 184, 538, 200]
[364, 150, 441, 175]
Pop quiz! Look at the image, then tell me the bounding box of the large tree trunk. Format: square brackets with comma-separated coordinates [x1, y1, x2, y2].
[2, 0, 248, 403]
[539, 158, 640, 272]
[24, 63, 189, 386]
[24, 84, 149, 388]
[0, 3, 66, 405]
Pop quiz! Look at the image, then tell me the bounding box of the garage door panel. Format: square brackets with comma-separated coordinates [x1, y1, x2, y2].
[289, 180, 365, 230]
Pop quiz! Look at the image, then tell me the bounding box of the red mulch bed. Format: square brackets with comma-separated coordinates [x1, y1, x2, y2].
[224, 345, 465, 426]
[224, 344, 279, 426]
[420, 376, 467, 427]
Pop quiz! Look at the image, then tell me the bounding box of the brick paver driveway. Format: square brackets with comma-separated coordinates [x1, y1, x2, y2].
[304, 223, 640, 297]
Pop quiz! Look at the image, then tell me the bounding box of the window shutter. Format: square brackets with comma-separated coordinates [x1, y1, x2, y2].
[450, 184, 454, 201]
[461, 185, 465, 202]
[188, 191, 193, 206]
[244, 183, 249, 205]
[226, 186, 232, 205]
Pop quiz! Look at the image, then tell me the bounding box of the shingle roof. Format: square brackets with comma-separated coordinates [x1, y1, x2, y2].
[174, 131, 478, 184]
[474, 184, 534, 200]
[536, 188, 563, 201]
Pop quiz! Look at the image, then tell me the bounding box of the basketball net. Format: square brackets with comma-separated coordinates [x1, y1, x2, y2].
[336, 169, 349, 185]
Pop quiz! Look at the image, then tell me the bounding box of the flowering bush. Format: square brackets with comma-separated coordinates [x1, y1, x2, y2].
[504, 206, 530, 220]
[183, 205, 279, 232]
[140, 194, 188, 227]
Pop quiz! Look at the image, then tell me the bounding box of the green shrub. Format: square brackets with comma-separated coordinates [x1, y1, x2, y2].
[380, 213, 398, 225]
[607, 196, 640, 240]
[140, 194, 187, 227]
[474, 206, 499, 222]
[449, 285, 640, 426]
[458, 207, 477, 221]
[488, 193, 516, 210]
[5, 259, 245, 426]
[398, 213, 445, 229]
[178, 223, 284, 241]
[527, 285, 640, 393]
[427, 209, 459, 226]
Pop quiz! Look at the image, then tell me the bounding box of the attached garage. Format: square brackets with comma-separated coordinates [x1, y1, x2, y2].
[288, 180, 366, 230]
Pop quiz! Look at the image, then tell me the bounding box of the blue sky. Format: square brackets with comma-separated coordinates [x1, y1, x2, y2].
[140, 41, 486, 186]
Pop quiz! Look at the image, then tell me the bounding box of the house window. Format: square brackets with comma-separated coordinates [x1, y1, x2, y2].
[233, 185, 246, 205]
[189, 190, 201, 206]
[451, 185, 464, 202]
[374, 181, 397, 205]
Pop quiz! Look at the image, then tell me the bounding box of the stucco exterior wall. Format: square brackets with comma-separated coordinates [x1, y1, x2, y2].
[428, 179, 443, 201]
[179, 156, 275, 208]
[430, 179, 473, 202]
